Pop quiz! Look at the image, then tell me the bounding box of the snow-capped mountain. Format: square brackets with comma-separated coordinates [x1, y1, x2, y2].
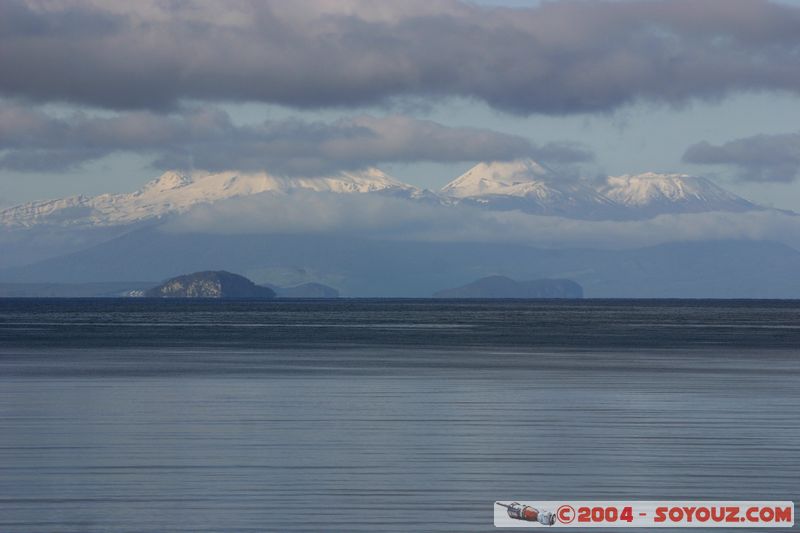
[439, 160, 759, 219]
[0, 168, 422, 228]
[441, 160, 554, 198]
[0, 159, 767, 229]
[598, 172, 755, 214]
[441, 160, 620, 218]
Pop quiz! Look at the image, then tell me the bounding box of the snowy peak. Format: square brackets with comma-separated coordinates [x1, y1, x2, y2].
[599, 173, 751, 208]
[438, 161, 761, 218]
[141, 171, 193, 193]
[441, 159, 620, 217]
[441, 159, 555, 198]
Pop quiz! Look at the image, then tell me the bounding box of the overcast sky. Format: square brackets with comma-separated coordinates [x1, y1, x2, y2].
[2, 0, 800, 210]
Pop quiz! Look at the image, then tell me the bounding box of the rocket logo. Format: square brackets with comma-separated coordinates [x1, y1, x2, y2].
[496, 502, 556, 525]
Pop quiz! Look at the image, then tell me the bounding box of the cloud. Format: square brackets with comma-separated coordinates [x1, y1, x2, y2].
[684, 133, 800, 182]
[3, 0, 800, 114]
[0, 103, 585, 174]
[162, 190, 800, 251]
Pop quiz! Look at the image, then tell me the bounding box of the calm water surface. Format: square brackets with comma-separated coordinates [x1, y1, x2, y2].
[0, 299, 798, 532]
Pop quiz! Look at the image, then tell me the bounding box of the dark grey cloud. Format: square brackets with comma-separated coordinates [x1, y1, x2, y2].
[0, 103, 579, 174]
[3, 0, 800, 114]
[531, 142, 594, 165]
[684, 133, 800, 182]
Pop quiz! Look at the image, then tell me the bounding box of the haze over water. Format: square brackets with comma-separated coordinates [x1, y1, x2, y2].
[0, 299, 798, 532]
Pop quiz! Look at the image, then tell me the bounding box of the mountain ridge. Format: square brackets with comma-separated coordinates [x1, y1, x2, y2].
[0, 168, 424, 229]
[0, 159, 775, 229]
[440, 160, 758, 218]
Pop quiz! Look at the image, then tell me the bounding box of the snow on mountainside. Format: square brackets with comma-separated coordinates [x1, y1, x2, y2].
[440, 160, 761, 219]
[0, 168, 421, 228]
[598, 173, 755, 212]
[441, 160, 555, 198]
[441, 159, 626, 219]
[441, 160, 614, 214]
[0, 160, 768, 229]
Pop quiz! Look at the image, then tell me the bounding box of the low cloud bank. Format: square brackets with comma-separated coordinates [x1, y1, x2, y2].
[162, 191, 800, 251]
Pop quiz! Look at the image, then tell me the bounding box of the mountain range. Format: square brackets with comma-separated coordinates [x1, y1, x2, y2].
[442, 160, 756, 219]
[0, 168, 423, 229]
[1, 160, 798, 297]
[0, 159, 765, 229]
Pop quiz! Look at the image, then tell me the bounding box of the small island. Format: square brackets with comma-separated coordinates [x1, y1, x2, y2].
[433, 275, 583, 299]
[145, 271, 276, 299]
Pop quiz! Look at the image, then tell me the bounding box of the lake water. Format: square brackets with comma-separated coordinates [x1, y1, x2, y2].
[0, 299, 798, 532]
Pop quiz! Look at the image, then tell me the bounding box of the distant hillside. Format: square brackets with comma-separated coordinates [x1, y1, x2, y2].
[145, 271, 275, 298]
[434, 276, 583, 298]
[4, 229, 800, 298]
